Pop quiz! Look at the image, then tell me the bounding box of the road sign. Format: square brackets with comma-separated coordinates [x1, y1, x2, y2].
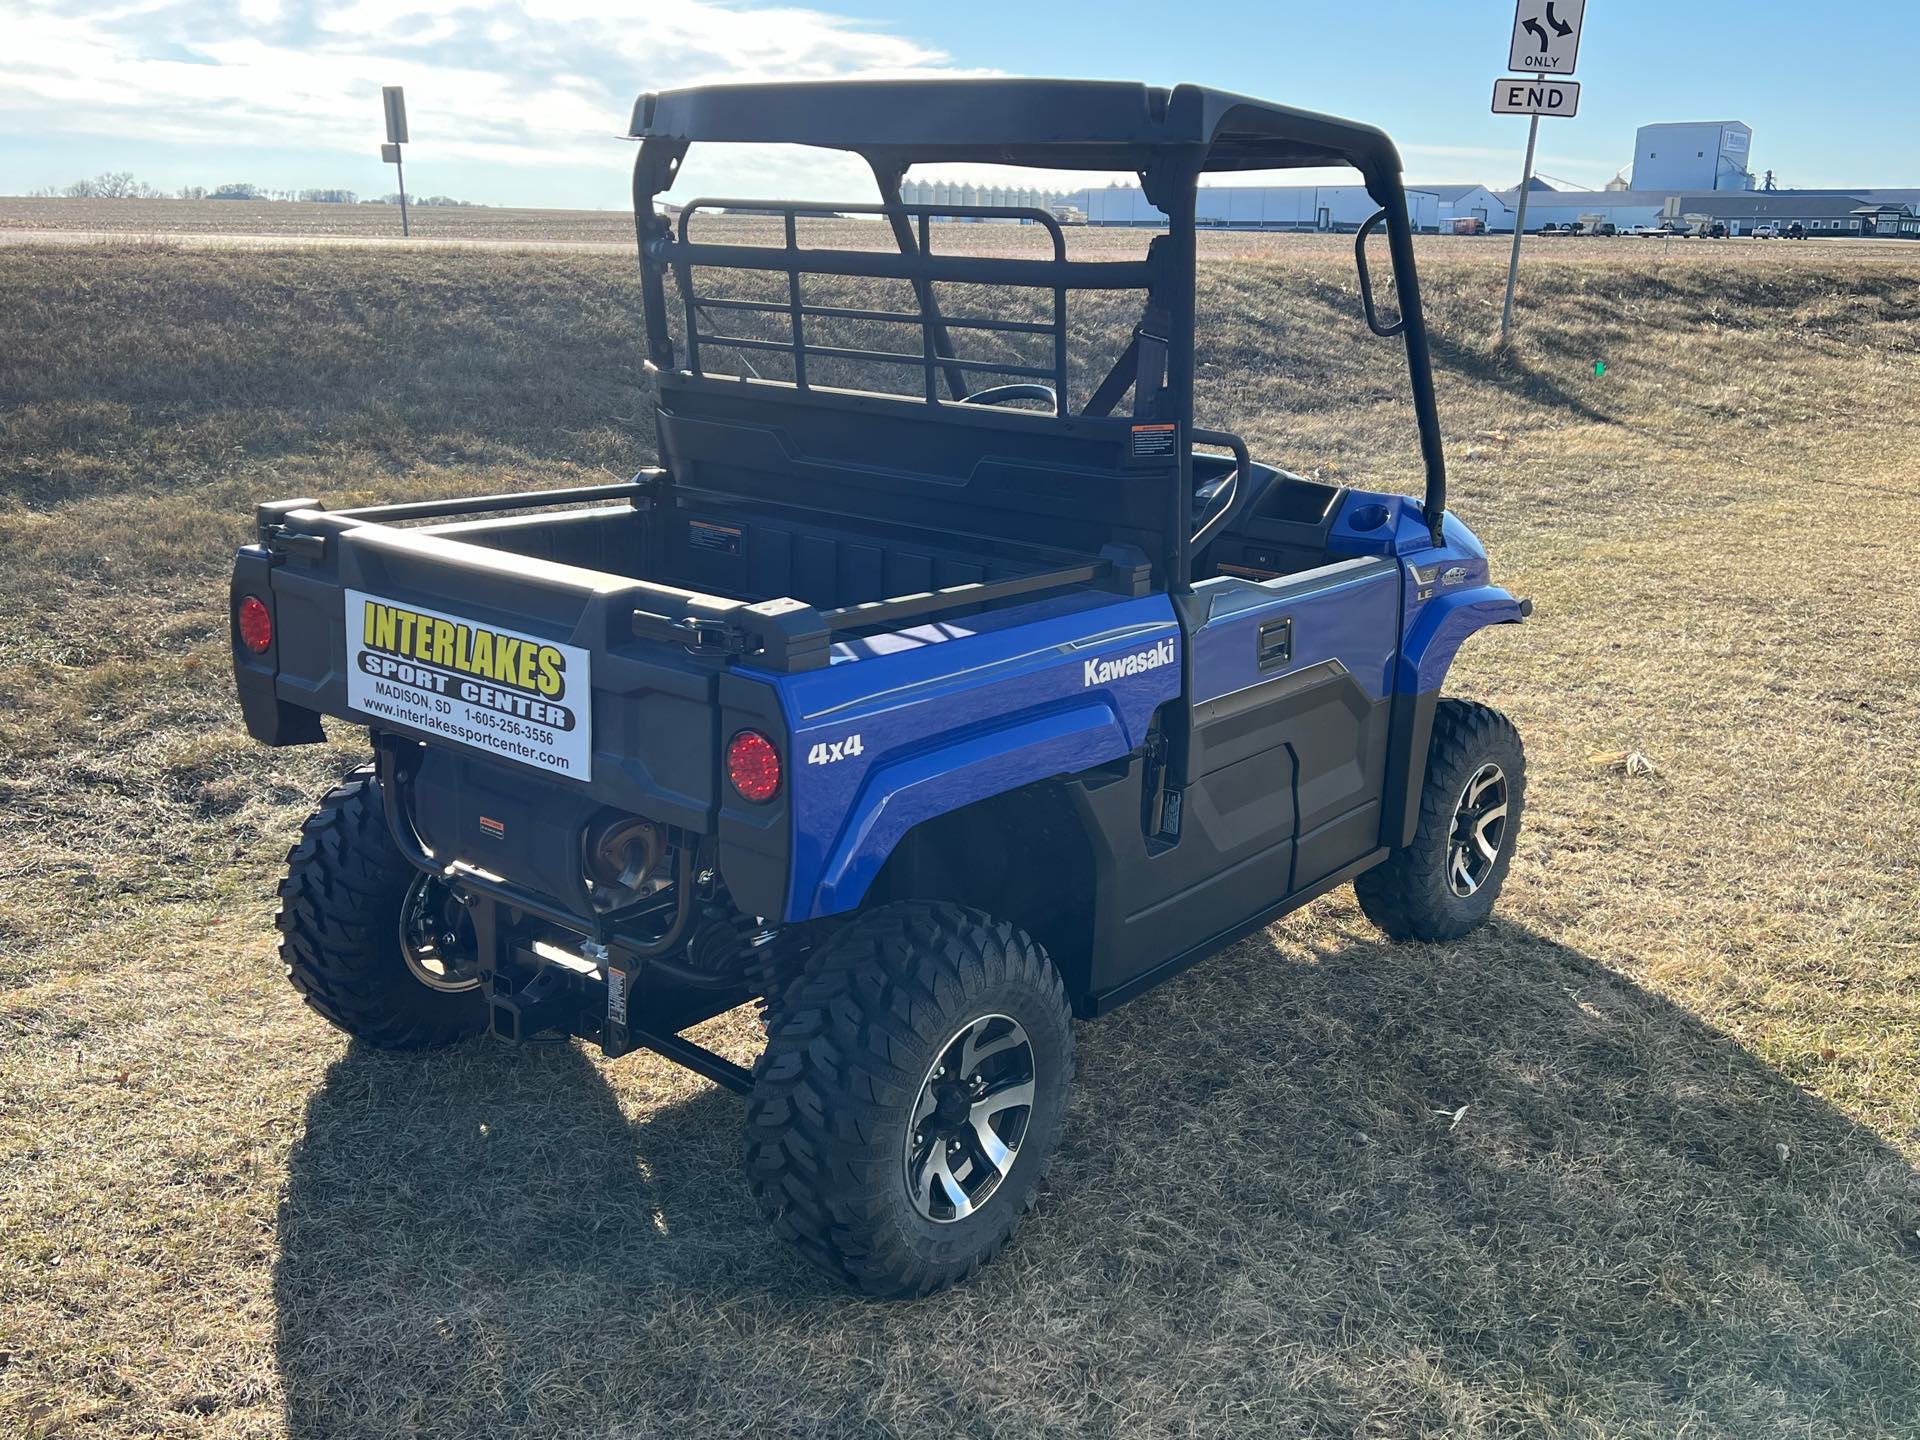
[382, 85, 409, 144]
[1508, 0, 1585, 75]
[379, 87, 410, 237]
[1492, 78, 1581, 118]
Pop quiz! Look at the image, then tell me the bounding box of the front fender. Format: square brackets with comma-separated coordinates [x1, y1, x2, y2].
[1381, 581, 1526, 849]
[1397, 583, 1526, 696]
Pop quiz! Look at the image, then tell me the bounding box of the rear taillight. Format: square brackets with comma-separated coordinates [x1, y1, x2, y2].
[727, 729, 781, 803]
[237, 595, 273, 654]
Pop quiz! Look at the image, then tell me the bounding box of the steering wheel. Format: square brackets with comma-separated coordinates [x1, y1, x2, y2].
[958, 384, 1058, 410]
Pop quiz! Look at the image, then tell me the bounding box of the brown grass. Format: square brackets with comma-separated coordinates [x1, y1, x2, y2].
[0, 197, 641, 246]
[1, 231, 1918, 1439]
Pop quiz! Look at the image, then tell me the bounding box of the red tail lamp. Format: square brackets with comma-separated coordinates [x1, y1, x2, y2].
[237, 596, 273, 654]
[727, 729, 781, 803]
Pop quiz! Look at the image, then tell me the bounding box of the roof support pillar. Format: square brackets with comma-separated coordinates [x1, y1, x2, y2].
[1147, 157, 1202, 594]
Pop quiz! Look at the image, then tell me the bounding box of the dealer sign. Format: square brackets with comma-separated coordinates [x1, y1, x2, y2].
[343, 589, 593, 779]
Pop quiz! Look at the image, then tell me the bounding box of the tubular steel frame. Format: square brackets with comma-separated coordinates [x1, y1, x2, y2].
[629, 89, 1453, 586]
[670, 198, 1083, 411]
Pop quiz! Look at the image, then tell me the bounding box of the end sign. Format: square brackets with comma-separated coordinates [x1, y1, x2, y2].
[1492, 78, 1580, 117]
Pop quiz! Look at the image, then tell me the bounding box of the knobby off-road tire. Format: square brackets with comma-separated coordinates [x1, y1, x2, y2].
[276, 765, 488, 1049]
[1355, 698, 1526, 943]
[745, 902, 1074, 1298]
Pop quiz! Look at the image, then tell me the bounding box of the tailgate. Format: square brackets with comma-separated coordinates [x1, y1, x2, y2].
[252, 508, 721, 832]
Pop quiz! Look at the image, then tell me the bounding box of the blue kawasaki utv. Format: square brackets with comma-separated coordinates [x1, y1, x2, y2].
[231, 79, 1529, 1296]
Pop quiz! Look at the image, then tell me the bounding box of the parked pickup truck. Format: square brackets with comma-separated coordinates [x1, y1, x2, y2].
[231, 78, 1532, 1297]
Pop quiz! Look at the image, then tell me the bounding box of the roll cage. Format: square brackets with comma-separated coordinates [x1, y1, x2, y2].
[627, 78, 1451, 587]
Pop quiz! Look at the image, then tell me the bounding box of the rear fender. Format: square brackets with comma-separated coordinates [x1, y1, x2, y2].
[811, 704, 1124, 917]
[762, 593, 1180, 922]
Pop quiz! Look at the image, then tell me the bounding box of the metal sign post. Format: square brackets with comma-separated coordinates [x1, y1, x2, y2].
[382, 86, 410, 237]
[1500, 114, 1541, 343]
[1497, 1, 1587, 342]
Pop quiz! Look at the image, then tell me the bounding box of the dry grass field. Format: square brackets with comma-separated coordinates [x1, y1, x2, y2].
[0, 197, 640, 246]
[2, 227, 1918, 1438]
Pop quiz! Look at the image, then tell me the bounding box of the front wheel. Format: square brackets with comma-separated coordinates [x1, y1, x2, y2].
[744, 902, 1074, 1298]
[1355, 699, 1526, 942]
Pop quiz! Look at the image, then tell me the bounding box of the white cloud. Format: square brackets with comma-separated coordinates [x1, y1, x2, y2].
[0, 0, 966, 195]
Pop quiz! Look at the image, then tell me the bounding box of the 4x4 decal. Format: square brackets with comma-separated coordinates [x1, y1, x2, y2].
[807, 734, 865, 766]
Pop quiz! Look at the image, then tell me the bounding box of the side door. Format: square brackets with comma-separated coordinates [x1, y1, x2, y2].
[1067, 556, 1402, 999]
[1183, 556, 1401, 894]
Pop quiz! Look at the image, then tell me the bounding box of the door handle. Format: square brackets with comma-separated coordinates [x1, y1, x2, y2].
[1257, 617, 1292, 670]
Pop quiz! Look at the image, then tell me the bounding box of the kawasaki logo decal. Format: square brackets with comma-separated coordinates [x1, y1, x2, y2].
[1083, 637, 1176, 688]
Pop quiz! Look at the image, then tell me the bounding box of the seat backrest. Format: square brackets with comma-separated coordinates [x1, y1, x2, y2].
[654, 378, 1176, 568]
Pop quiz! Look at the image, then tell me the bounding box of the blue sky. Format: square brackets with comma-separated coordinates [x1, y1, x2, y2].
[0, 0, 1900, 208]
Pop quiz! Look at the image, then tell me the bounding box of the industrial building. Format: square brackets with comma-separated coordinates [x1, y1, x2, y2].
[1661, 193, 1919, 237]
[1070, 182, 1438, 231]
[895, 179, 1069, 211]
[1630, 122, 1755, 192]
[906, 118, 1918, 239]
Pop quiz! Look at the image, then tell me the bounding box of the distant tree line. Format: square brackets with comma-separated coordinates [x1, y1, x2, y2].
[34, 171, 166, 199]
[30, 172, 481, 206]
[376, 193, 479, 207]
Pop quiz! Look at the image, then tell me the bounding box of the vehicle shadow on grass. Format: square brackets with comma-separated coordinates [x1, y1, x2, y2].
[272, 920, 1920, 1438]
[1423, 329, 1618, 428]
[271, 1036, 769, 1437]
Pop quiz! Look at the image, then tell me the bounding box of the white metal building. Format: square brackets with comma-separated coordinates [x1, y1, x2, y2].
[1422, 184, 1515, 231]
[1063, 183, 1438, 232]
[1631, 122, 1755, 193]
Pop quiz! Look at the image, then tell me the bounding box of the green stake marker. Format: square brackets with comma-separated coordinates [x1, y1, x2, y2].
[1594, 361, 1606, 377]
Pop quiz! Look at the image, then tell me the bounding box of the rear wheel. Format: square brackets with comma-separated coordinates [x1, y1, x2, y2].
[1356, 699, 1525, 942]
[744, 901, 1073, 1298]
[276, 765, 489, 1049]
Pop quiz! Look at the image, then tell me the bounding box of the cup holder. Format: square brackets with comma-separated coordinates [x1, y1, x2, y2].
[1345, 502, 1390, 533]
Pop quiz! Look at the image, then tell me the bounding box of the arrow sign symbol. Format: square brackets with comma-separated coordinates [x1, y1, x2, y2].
[1509, 0, 1584, 73]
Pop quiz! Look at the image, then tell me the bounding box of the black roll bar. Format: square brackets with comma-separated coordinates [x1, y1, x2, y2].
[869, 160, 969, 401]
[630, 126, 1453, 569]
[1359, 187, 1448, 546]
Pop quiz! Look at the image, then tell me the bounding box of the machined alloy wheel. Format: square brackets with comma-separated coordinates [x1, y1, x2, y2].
[745, 901, 1075, 1297]
[904, 1014, 1036, 1223]
[1353, 699, 1526, 944]
[399, 872, 483, 993]
[1447, 762, 1510, 898]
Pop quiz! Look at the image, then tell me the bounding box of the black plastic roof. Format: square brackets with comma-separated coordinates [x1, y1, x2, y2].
[627, 79, 1402, 178]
